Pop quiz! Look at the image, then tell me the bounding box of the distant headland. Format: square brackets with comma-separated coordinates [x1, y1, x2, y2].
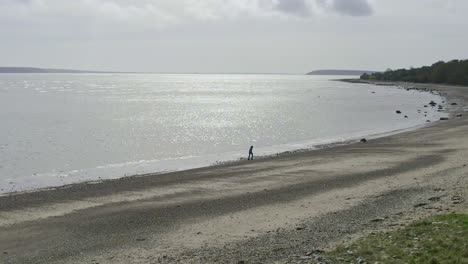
[307, 69, 377, 76]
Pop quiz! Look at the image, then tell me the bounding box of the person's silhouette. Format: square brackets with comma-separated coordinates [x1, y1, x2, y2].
[248, 146, 254, 160]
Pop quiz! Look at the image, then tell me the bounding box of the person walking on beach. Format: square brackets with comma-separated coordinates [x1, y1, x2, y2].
[248, 146, 254, 160]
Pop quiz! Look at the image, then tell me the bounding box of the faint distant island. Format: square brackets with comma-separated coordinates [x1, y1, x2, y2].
[0, 67, 119, 74]
[307, 69, 377, 76]
[361, 59, 468, 86]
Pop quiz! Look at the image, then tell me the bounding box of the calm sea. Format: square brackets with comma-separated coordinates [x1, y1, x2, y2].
[0, 74, 445, 193]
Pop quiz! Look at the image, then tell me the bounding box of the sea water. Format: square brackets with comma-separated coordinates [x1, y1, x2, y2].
[0, 74, 445, 193]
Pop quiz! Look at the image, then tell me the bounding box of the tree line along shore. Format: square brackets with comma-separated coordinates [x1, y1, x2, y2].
[361, 59, 468, 86]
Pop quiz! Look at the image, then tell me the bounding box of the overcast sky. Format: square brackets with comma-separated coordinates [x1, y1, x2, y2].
[1, 0, 467, 73]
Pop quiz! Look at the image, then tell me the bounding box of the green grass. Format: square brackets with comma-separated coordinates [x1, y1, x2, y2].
[326, 214, 468, 264]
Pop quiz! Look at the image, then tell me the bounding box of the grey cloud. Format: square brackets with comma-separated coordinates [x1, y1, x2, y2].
[330, 0, 373, 16]
[274, 0, 312, 17]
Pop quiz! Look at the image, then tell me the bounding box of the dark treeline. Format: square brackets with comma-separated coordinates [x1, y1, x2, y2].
[361, 59, 468, 86]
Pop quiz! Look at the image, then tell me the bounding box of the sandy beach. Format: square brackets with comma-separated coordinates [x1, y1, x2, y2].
[1, 81, 468, 264]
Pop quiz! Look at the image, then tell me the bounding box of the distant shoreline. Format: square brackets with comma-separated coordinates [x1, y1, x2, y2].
[0, 67, 377, 75]
[307, 70, 377, 76]
[0, 67, 296, 75]
[0, 67, 136, 74]
[338, 77, 468, 88]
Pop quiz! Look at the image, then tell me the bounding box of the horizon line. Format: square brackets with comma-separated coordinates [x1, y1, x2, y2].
[0, 66, 379, 75]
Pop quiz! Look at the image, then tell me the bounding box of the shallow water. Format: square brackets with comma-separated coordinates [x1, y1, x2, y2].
[0, 74, 445, 193]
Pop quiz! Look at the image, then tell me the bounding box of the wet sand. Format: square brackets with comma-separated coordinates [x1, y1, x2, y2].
[1, 81, 468, 263]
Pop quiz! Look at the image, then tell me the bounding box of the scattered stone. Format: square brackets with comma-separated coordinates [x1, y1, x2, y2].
[306, 249, 325, 255]
[396, 110, 402, 114]
[296, 226, 306, 231]
[196, 232, 202, 235]
[456, 114, 463, 117]
[451, 102, 458, 105]
[237, 261, 246, 264]
[428, 196, 441, 202]
[360, 138, 367, 143]
[404, 115, 408, 118]
[371, 217, 386, 222]
[315, 255, 326, 262]
[440, 117, 449, 121]
[136, 238, 146, 241]
[452, 196, 462, 204]
[300, 256, 313, 260]
[426, 120, 431, 122]
[357, 256, 366, 264]
[424, 105, 428, 107]
[272, 247, 285, 252]
[429, 100, 437, 106]
[414, 202, 428, 208]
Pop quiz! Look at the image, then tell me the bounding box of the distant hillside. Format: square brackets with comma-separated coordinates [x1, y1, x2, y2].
[0, 67, 117, 74]
[307, 70, 377, 76]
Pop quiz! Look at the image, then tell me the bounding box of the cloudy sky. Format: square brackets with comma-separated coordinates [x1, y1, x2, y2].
[1, 0, 467, 73]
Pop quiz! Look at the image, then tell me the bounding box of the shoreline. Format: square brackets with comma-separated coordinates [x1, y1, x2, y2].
[1, 80, 467, 263]
[0, 80, 447, 196]
[0, 123, 438, 198]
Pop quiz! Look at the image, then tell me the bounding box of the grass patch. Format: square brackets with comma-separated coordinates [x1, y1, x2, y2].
[326, 214, 468, 264]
